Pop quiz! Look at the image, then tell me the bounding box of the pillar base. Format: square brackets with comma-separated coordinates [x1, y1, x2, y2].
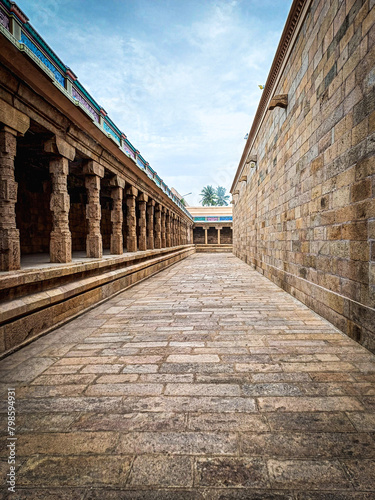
[0, 228, 20, 271]
[138, 239, 147, 251]
[110, 234, 123, 255]
[127, 237, 137, 253]
[86, 234, 103, 258]
[50, 231, 72, 263]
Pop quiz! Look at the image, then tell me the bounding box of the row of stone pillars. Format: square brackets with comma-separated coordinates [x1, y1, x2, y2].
[203, 226, 223, 245]
[0, 124, 191, 271]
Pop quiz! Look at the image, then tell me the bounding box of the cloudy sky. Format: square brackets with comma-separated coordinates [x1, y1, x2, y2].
[18, 0, 292, 206]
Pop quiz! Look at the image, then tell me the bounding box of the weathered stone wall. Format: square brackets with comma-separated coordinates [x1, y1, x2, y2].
[207, 227, 218, 244]
[193, 227, 205, 244]
[221, 227, 233, 244]
[233, 0, 375, 351]
[15, 164, 52, 254]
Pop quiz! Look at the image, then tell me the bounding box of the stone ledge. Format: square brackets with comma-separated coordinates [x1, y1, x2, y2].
[0, 245, 191, 291]
[252, 260, 375, 355]
[0, 246, 195, 356]
[196, 245, 233, 253]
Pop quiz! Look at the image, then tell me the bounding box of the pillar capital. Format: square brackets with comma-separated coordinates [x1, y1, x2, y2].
[138, 192, 149, 203]
[44, 136, 75, 161]
[83, 160, 105, 178]
[126, 185, 138, 197]
[147, 199, 155, 207]
[109, 175, 125, 189]
[0, 98, 30, 136]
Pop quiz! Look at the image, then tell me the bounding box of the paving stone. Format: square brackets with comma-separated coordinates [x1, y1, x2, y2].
[117, 431, 237, 455]
[165, 383, 240, 396]
[258, 396, 364, 412]
[85, 383, 163, 396]
[15, 431, 118, 456]
[122, 396, 257, 413]
[81, 364, 124, 373]
[85, 490, 204, 499]
[71, 412, 187, 432]
[165, 354, 220, 363]
[30, 374, 96, 385]
[267, 459, 352, 490]
[128, 455, 193, 486]
[189, 413, 269, 432]
[3, 489, 87, 500]
[195, 457, 269, 487]
[341, 460, 375, 490]
[240, 432, 375, 458]
[15, 413, 79, 432]
[208, 491, 294, 500]
[17, 455, 132, 486]
[242, 383, 303, 396]
[266, 412, 356, 432]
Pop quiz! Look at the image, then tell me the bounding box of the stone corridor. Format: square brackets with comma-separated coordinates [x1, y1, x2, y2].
[1, 253, 375, 498]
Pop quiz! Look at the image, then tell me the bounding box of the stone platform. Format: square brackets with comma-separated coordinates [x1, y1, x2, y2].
[0, 245, 195, 357]
[195, 244, 233, 253]
[0, 253, 375, 497]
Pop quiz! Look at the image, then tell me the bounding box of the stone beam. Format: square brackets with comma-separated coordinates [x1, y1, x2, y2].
[0, 98, 30, 136]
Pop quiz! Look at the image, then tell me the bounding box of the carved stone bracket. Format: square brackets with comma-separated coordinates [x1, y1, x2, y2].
[269, 94, 288, 110]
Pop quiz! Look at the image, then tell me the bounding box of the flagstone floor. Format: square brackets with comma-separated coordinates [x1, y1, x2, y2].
[1, 253, 375, 499]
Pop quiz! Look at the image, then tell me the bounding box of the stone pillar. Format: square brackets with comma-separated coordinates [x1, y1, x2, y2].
[170, 214, 175, 246]
[0, 127, 20, 271]
[0, 102, 30, 271]
[165, 210, 170, 247]
[204, 227, 208, 245]
[44, 137, 75, 263]
[126, 185, 138, 252]
[154, 204, 162, 249]
[161, 207, 166, 248]
[110, 176, 125, 254]
[177, 218, 181, 246]
[84, 161, 104, 258]
[217, 226, 222, 245]
[138, 193, 148, 251]
[147, 200, 155, 250]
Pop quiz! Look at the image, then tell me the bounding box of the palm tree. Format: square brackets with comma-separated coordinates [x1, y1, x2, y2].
[200, 185, 217, 206]
[216, 186, 230, 206]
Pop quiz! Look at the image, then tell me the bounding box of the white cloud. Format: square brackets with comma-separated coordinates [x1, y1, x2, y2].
[20, 0, 288, 206]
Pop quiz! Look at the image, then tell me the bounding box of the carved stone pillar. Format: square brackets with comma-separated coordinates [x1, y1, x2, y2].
[217, 226, 222, 245]
[0, 128, 20, 271]
[166, 211, 171, 247]
[154, 204, 162, 249]
[204, 227, 208, 245]
[147, 200, 155, 250]
[126, 185, 138, 252]
[138, 193, 148, 251]
[161, 207, 166, 248]
[110, 176, 125, 254]
[0, 102, 29, 271]
[44, 137, 75, 263]
[177, 217, 181, 245]
[170, 214, 175, 246]
[84, 161, 104, 258]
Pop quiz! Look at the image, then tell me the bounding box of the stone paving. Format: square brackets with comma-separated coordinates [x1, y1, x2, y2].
[1, 253, 375, 499]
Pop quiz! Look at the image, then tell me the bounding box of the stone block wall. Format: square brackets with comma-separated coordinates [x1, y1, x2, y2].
[15, 165, 52, 254]
[233, 0, 375, 351]
[221, 227, 233, 244]
[207, 227, 218, 244]
[193, 227, 205, 244]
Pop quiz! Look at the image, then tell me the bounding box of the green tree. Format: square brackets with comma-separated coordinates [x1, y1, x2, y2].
[200, 185, 217, 206]
[216, 186, 230, 206]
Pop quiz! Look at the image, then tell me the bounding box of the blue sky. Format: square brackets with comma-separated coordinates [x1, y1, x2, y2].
[18, 0, 292, 206]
